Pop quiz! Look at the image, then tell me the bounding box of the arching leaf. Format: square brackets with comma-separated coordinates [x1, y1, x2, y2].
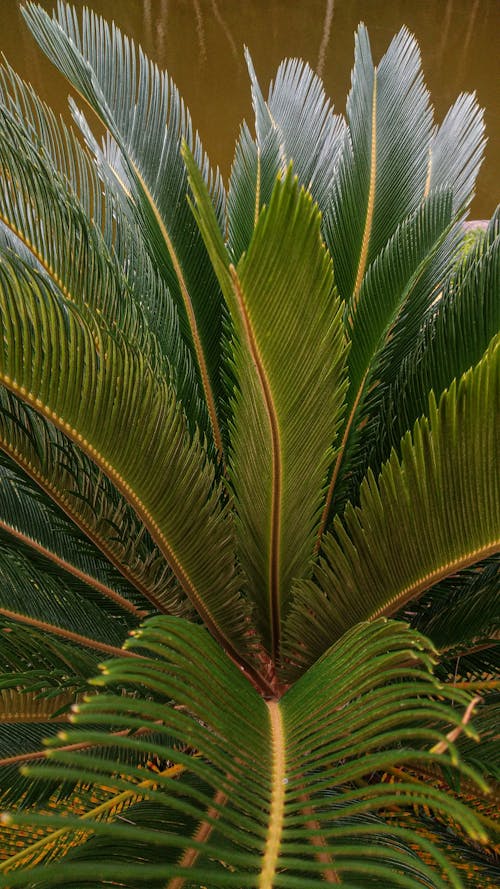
[318, 189, 454, 531]
[324, 25, 433, 308]
[0, 618, 486, 887]
[0, 253, 257, 675]
[286, 337, 500, 669]
[187, 157, 348, 660]
[0, 389, 185, 617]
[23, 1, 226, 455]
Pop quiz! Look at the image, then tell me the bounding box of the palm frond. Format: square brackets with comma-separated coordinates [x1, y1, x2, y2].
[0, 545, 130, 655]
[0, 61, 209, 436]
[324, 26, 433, 308]
[318, 190, 455, 529]
[286, 336, 499, 670]
[246, 50, 346, 212]
[404, 558, 499, 654]
[371, 209, 500, 472]
[0, 462, 147, 620]
[187, 156, 348, 661]
[23, 0, 226, 455]
[0, 253, 256, 673]
[227, 120, 283, 261]
[426, 92, 485, 213]
[0, 389, 186, 617]
[0, 101, 167, 379]
[0, 617, 487, 887]
[227, 51, 345, 264]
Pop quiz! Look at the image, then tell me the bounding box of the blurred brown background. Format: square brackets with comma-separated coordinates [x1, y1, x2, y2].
[0, 0, 498, 218]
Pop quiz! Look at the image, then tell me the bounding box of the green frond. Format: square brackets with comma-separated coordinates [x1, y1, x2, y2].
[0, 617, 487, 887]
[0, 10, 495, 884]
[286, 337, 499, 669]
[324, 25, 433, 307]
[405, 558, 499, 654]
[23, 0, 226, 455]
[0, 61, 116, 245]
[0, 101, 163, 377]
[373, 208, 500, 471]
[319, 190, 455, 526]
[0, 618, 99, 682]
[0, 389, 186, 617]
[0, 544, 130, 653]
[0, 462, 148, 620]
[387, 808, 499, 889]
[227, 120, 283, 261]
[0, 253, 255, 669]
[0, 61, 210, 436]
[265, 57, 346, 210]
[246, 50, 346, 212]
[187, 156, 348, 659]
[426, 92, 485, 213]
[227, 51, 345, 263]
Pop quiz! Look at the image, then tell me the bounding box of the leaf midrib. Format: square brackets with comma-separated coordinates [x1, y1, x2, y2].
[260, 700, 286, 889]
[376, 539, 500, 621]
[230, 265, 283, 662]
[0, 517, 146, 619]
[128, 162, 224, 457]
[352, 67, 378, 307]
[0, 432, 167, 615]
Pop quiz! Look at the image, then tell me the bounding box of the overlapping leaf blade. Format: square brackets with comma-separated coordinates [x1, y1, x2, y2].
[0, 461, 148, 621]
[0, 617, 487, 887]
[427, 92, 485, 213]
[227, 51, 345, 263]
[227, 120, 283, 261]
[0, 252, 255, 669]
[187, 157, 348, 659]
[286, 336, 500, 668]
[318, 190, 455, 525]
[0, 389, 185, 617]
[324, 25, 433, 308]
[0, 65, 206, 434]
[373, 210, 500, 470]
[23, 0, 226, 454]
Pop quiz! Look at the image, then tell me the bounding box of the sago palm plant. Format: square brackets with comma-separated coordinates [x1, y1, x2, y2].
[0, 3, 498, 886]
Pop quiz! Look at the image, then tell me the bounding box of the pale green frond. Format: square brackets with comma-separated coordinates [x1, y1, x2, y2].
[246, 49, 346, 213]
[0, 617, 487, 887]
[227, 120, 283, 261]
[426, 92, 485, 213]
[318, 191, 454, 530]
[0, 106, 163, 377]
[324, 25, 433, 308]
[227, 51, 345, 263]
[23, 1, 226, 455]
[0, 462, 148, 621]
[286, 337, 499, 669]
[0, 63, 208, 433]
[187, 156, 348, 660]
[372, 209, 500, 471]
[0, 60, 115, 244]
[0, 254, 256, 672]
[0, 389, 187, 617]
